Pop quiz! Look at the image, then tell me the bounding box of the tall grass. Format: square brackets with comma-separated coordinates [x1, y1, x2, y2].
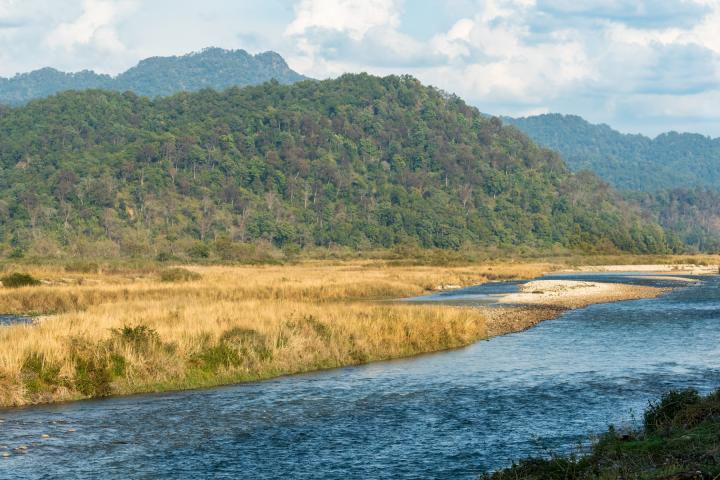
[0, 262, 557, 406]
[0, 257, 686, 407]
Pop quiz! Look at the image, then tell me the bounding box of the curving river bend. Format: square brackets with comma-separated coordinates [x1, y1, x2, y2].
[1, 274, 719, 479]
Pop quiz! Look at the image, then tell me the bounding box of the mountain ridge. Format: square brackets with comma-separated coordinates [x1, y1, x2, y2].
[0, 74, 675, 259]
[0, 47, 308, 105]
[504, 113, 720, 192]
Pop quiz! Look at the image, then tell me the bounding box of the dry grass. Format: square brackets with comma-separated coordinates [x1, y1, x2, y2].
[0, 261, 555, 406]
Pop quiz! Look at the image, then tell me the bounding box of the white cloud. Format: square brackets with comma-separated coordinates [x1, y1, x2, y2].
[0, 0, 719, 135]
[286, 0, 400, 40]
[45, 0, 136, 52]
[282, 0, 720, 135]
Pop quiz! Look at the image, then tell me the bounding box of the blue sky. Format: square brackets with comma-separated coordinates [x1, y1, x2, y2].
[1, 0, 719, 136]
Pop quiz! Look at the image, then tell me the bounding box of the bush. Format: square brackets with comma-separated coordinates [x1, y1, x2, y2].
[64, 261, 100, 273]
[192, 343, 241, 372]
[20, 353, 64, 395]
[644, 389, 702, 434]
[111, 325, 160, 353]
[1, 272, 41, 288]
[74, 356, 112, 398]
[221, 327, 273, 361]
[156, 252, 172, 262]
[159, 267, 201, 283]
[187, 242, 210, 259]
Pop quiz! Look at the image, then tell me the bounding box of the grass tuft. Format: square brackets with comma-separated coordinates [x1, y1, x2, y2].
[2, 272, 41, 288]
[159, 267, 202, 283]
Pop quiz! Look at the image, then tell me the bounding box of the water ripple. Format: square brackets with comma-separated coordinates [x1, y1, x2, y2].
[1, 276, 718, 479]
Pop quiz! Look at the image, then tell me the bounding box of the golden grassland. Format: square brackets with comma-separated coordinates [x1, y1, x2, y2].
[0, 261, 555, 407]
[0, 256, 713, 407]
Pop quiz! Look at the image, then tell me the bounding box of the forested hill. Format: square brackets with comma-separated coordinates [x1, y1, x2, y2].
[0, 74, 676, 260]
[0, 48, 307, 105]
[505, 113, 720, 192]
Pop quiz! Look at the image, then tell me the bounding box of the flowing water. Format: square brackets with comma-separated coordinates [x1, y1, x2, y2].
[1, 274, 718, 479]
[0, 316, 32, 326]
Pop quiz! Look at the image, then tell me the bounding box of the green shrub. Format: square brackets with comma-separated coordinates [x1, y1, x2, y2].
[486, 388, 720, 479]
[1, 272, 41, 288]
[20, 353, 64, 395]
[644, 389, 702, 434]
[109, 353, 127, 377]
[192, 343, 242, 372]
[156, 252, 172, 262]
[74, 356, 112, 398]
[111, 325, 160, 353]
[221, 327, 273, 361]
[159, 267, 202, 283]
[64, 261, 100, 273]
[187, 242, 210, 259]
[480, 457, 582, 480]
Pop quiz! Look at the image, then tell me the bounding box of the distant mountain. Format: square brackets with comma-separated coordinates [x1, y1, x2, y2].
[0, 74, 675, 259]
[504, 113, 720, 252]
[504, 114, 720, 192]
[0, 48, 308, 105]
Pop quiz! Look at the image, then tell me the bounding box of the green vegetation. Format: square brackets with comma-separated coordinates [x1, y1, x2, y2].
[505, 114, 720, 192]
[0, 48, 306, 105]
[630, 188, 720, 252]
[505, 114, 720, 252]
[484, 388, 720, 479]
[159, 267, 202, 282]
[0, 74, 676, 259]
[1, 272, 41, 288]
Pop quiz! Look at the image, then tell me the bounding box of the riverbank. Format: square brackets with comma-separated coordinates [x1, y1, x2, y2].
[0, 262, 699, 407]
[484, 388, 720, 479]
[499, 279, 672, 309]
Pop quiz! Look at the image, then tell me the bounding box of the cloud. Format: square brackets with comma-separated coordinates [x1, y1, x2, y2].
[286, 0, 401, 40]
[45, 0, 136, 52]
[537, 0, 711, 28]
[285, 0, 417, 75]
[283, 0, 720, 135]
[0, 0, 719, 135]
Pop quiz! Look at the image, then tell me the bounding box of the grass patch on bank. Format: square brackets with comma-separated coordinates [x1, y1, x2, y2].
[484, 388, 720, 480]
[1, 272, 41, 288]
[0, 261, 557, 406]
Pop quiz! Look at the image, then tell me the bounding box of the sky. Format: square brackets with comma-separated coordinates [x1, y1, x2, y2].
[0, 0, 719, 137]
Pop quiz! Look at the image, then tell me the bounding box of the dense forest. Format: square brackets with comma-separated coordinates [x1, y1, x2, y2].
[505, 113, 720, 192]
[0, 74, 676, 260]
[0, 48, 306, 105]
[630, 188, 720, 252]
[505, 114, 720, 252]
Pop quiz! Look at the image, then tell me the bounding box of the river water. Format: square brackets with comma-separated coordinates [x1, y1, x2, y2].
[1, 274, 718, 479]
[0, 316, 32, 326]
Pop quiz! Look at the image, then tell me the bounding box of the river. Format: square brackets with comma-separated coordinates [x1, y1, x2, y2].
[1, 274, 718, 479]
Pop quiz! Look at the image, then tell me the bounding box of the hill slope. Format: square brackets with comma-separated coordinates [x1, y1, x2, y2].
[505, 114, 720, 252]
[0, 74, 675, 259]
[505, 114, 720, 192]
[0, 48, 307, 105]
[630, 188, 720, 252]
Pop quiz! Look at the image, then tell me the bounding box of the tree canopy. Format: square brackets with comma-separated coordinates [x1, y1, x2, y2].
[0, 74, 676, 259]
[506, 113, 720, 192]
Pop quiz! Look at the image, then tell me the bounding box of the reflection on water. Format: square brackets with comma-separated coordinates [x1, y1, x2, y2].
[1, 275, 718, 479]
